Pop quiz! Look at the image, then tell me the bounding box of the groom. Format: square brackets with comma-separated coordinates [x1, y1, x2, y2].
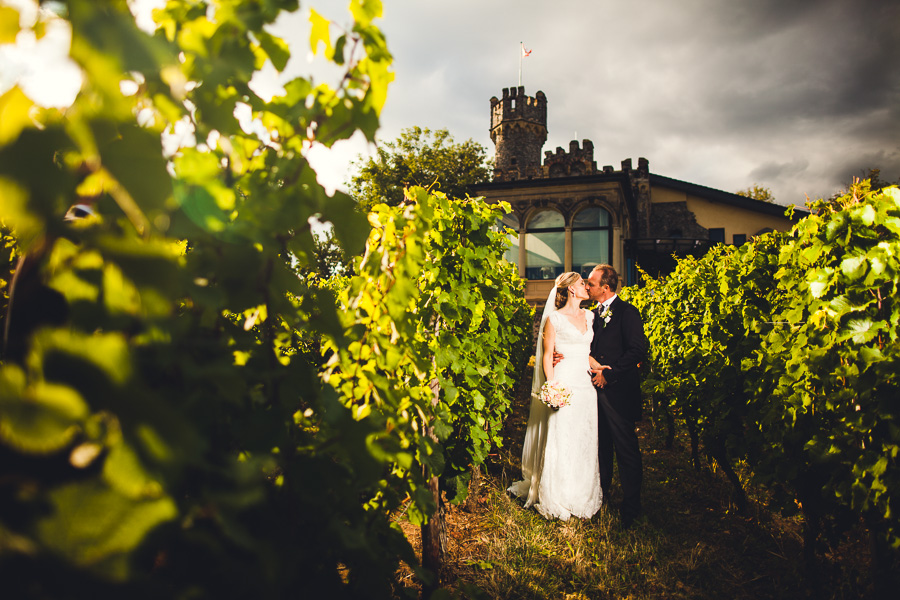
[586, 264, 648, 528]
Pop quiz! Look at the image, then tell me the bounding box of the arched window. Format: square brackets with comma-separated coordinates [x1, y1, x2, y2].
[525, 209, 564, 280]
[572, 206, 612, 279]
[498, 213, 519, 265]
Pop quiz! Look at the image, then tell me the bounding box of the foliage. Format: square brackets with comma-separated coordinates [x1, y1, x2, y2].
[863, 168, 899, 191]
[848, 169, 898, 194]
[0, 222, 17, 331]
[750, 181, 900, 544]
[298, 226, 354, 278]
[0, 0, 414, 597]
[0, 3, 530, 596]
[290, 271, 349, 368]
[322, 188, 531, 515]
[628, 181, 900, 556]
[349, 126, 492, 212]
[736, 184, 775, 203]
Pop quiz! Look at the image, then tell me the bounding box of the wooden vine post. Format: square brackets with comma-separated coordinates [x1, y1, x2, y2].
[421, 376, 445, 594]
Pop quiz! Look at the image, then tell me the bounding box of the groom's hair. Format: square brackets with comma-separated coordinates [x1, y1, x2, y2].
[592, 264, 618, 291]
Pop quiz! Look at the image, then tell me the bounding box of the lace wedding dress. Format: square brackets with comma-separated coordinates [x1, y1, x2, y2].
[509, 309, 602, 520]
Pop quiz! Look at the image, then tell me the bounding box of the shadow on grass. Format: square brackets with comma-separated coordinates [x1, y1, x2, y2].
[436, 391, 877, 600]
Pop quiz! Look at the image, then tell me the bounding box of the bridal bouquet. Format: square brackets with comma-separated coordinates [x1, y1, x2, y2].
[539, 380, 572, 410]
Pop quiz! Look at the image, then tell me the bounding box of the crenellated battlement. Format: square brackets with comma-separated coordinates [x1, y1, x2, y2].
[490, 86, 547, 132]
[487, 86, 649, 188]
[543, 139, 597, 178]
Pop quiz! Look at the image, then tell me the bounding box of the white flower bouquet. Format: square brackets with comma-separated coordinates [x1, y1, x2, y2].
[538, 380, 572, 410]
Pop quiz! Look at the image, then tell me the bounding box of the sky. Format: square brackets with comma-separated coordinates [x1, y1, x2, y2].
[3, 0, 899, 207]
[291, 0, 900, 206]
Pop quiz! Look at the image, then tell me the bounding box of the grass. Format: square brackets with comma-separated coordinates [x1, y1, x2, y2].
[396, 388, 889, 599]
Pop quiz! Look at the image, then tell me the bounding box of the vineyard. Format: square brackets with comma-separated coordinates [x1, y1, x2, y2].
[625, 180, 900, 591]
[1, 1, 898, 599]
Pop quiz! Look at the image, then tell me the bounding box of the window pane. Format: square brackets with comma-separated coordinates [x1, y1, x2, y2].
[500, 213, 519, 229]
[528, 210, 564, 230]
[505, 239, 519, 264]
[572, 206, 609, 228]
[500, 214, 519, 265]
[573, 229, 609, 279]
[499, 213, 520, 263]
[525, 231, 564, 279]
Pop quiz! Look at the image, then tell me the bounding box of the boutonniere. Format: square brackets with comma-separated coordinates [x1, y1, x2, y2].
[598, 305, 613, 326]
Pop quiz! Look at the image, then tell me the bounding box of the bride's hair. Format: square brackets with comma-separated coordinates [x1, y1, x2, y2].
[554, 271, 581, 309]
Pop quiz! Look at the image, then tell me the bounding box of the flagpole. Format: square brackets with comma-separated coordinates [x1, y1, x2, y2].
[518, 42, 522, 87]
[519, 42, 532, 87]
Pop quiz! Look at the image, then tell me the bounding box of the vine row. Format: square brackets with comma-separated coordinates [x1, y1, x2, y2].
[626, 181, 900, 562]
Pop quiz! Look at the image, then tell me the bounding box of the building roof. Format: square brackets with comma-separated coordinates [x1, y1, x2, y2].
[650, 173, 808, 219]
[472, 169, 808, 220]
[471, 170, 627, 192]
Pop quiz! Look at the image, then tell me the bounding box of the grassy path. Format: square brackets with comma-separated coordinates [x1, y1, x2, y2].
[411, 392, 878, 599]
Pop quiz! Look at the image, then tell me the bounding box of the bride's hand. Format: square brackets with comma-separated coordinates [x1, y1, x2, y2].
[590, 365, 610, 388]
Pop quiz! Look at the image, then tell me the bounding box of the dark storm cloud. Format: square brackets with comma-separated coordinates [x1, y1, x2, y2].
[750, 159, 811, 182]
[291, 0, 900, 205]
[716, 0, 900, 122]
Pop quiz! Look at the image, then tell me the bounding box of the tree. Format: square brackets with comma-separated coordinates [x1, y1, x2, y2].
[828, 168, 899, 202]
[349, 126, 491, 212]
[859, 168, 898, 191]
[736, 184, 775, 203]
[294, 226, 354, 278]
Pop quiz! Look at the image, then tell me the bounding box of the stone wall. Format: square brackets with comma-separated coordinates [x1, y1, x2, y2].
[543, 140, 598, 178]
[490, 86, 547, 181]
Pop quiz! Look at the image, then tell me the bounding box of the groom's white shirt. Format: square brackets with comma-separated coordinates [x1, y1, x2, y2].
[600, 294, 618, 311]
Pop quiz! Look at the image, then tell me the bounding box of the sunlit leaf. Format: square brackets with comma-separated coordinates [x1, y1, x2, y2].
[29, 329, 132, 386]
[36, 479, 177, 579]
[0, 368, 89, 454]
[840, 253, 867, 281]
[309, 8, 332, 56]
[103, 442, 164, 498]
[351, 0, 384, 24]
[0, 87, 35, 146]
[842, 317, 876, 344]
[0, 6, 20, 44]
[256, 29, 290, 71]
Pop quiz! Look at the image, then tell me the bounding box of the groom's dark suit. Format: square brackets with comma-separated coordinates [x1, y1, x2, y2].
[590, 295, 648, 526]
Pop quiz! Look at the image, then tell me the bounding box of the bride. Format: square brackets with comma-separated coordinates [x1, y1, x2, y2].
[509, 272, 603, 520]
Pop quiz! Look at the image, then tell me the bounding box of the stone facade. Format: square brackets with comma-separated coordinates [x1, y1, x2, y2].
[474, 86, 803, 299]
[545, 140, 597, 178]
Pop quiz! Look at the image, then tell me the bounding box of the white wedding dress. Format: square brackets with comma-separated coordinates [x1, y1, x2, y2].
[509, 309, 602, 520]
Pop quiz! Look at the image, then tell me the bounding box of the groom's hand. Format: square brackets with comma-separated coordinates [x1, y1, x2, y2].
[552, 351, 564, 366]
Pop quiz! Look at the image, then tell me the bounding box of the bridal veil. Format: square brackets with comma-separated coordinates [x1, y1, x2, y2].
[510, 287, 557, 507]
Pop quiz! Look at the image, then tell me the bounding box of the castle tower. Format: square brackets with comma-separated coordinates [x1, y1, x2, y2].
[489, 86, 547, 182]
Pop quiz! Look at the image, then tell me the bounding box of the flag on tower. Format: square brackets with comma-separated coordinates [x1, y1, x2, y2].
[518, 43, 532, 86]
